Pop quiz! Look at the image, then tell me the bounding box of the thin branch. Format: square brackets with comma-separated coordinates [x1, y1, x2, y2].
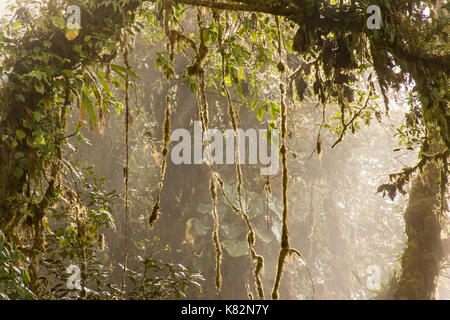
[331, 90, 372, 148]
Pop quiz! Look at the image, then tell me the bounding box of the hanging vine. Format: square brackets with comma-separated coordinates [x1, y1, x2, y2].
[214, 10, 264, 300]
[148, 2, 174, 229]
[148, 94, 172, 229]
[121, 17, 132, 294]
[210, 176, 223, 296]
[271, 16, 308, 300]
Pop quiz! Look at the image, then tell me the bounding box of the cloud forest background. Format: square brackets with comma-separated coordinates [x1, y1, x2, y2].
[0, 0, 448, 300]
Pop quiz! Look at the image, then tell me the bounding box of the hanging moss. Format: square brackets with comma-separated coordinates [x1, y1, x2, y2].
[210, 177, 223, 294]
[149, 96, 171, 229]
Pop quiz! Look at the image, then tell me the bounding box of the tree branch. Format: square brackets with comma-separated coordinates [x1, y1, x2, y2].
[173, 0, 298, 16]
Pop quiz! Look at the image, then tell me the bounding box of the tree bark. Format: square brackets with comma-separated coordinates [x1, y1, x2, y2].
[393, 158, 445, 299]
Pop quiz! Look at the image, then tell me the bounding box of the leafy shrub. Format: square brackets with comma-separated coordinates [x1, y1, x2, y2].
[0, 231, 36, 300]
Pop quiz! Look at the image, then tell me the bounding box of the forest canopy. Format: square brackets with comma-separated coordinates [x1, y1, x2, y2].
[0, 0, 448, 300]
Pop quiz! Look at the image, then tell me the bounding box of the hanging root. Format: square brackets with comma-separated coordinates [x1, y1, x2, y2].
[194, 8, 209, 132]
[275, 17, 285, 74]
[211, 169, 265, 299]
[214, 11, 265, 299]
[265, 177, 272, 230]
[271, 80, 291, 300]
[163, 1, 175, 79]
[149, 96, 171, 229]
[438, 150, 449, 222]
[210, 177, 223, 294]
[272, 20, 289, 300]
[245, 267, 254, 300]
[199, 71, 209, 131]
[291, 248, 315, 299]
[148, 1, 176, 229]
[121, 24, 132, 294]
[161, 95, 172, 175]
[187, 8, 209, 77]
[253, 253, 265, 299]
[185, 10, 225, 295]
[271, 36, 307, 297]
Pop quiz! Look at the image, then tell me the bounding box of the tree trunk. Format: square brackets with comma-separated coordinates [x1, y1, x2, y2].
[393, 158, 445, 299]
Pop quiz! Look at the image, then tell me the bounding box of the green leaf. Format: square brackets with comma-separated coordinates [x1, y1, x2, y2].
[237, 83, 243, 95]
[432, 88, 440, 100]
[15, 94, 25, 103]
[257, 106, 264, 121]
[187, 218, 210, 237]
[202, 29, 210, 43]
[34, 82, 44, 94]
[111, 64, 140, 80]
[113, 102, 124, 115]
[43, 40, 52, 48]
[224, 75, 233, 87]
[237, 69, 246, 81]
[13, 167, 24, 178]
[220, 223, 242, 239]
[222, 239, 248, 257]
[82, 85, 97, 126]
[26, 136, 35, 148]
[254, 226, 272, 244]
[112, 78, 126, 90]
[14, 152, 24, 160]
[33, 111, 42, 122]
[15, 129, 26, 140]
[250, 100, 259, 110]
[22, 269, 30, 285]
[232, 46, 241, 59]
[270, 101, 280, 119]
[52, 16, 66, 30]
[99, 76, 112, 97]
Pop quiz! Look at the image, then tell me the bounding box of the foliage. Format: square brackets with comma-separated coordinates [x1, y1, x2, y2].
[0, 0, 448, 300]
[0, 231, 36, 300]
[127, 256, 204, 299]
